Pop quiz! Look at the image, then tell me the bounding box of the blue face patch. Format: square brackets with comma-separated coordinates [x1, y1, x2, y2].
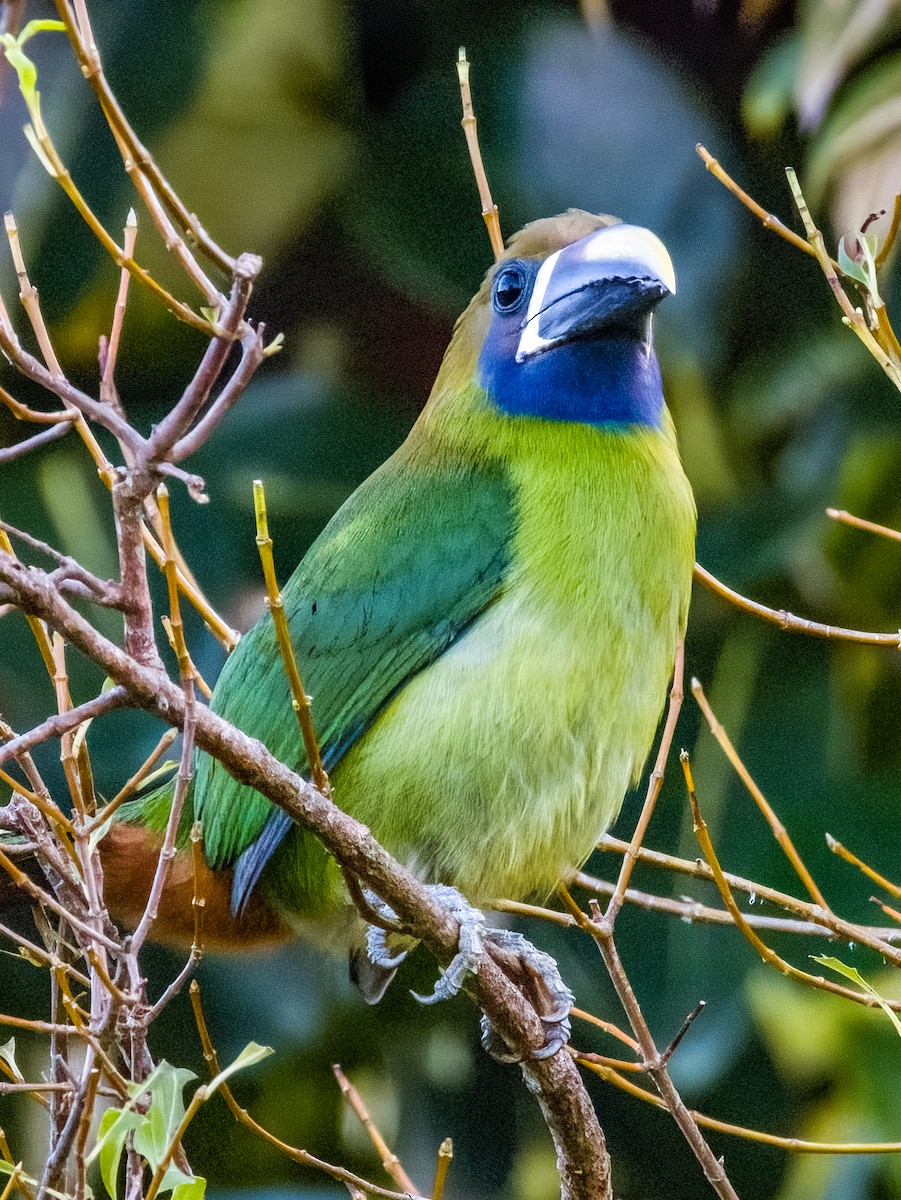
[477, 257, 665, 429]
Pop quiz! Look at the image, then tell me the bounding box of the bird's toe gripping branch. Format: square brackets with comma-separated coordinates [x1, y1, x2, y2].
[408, 884, 489, 1005]
[364, 885, 574, 1063]
[479, 928, 575, 1063]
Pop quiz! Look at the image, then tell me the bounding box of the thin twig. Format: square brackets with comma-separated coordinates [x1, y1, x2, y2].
[0, 687, 129, 770]
[100, 208, 137, 404]
[681, 752, 901, 1009]
[785, 168, 901, 388]
[588, 840, 901, 945]
[659, 1001, 705, 1067]
[254, 479, 330, 795]
[83, 728, 177, 836]
[0, 846, 118, 952]
[826, 507, 901, 544]
[694, 562, 901, 646]
[456, 49, 503, 260]
[147, 820, 206, 1018]
[333, 1064, 419, 1196]
[189, 984, 427, 1200]
[577, 1053, 901, 1154]
[576, 872, 884, 939]
[560, 888, 741, 1200]
[142, 257, 261, 463]
[54, 0, 238, 275]
[0, 519, 118, 601]
[571, 1009, 640, 1054]
[874, 191, 901, 270]
[696, 145, 835, 267]
[169, 326, 267, 463]
[0, 423, 72, 462]
[605, 639, 684, 924]
[0, 919, 91, 988]
[692, 678, 828, 908]
[432, 1138, 453, 1200]
[827, 834, 901, 900]
[0, 384, 80, 424]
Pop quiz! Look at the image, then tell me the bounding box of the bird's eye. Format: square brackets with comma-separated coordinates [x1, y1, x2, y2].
[492, 263, 528, 313]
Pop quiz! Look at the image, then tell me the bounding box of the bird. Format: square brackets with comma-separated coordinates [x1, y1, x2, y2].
[103, 209, 696, 1030]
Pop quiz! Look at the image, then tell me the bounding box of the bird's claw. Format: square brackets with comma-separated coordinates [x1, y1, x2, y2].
[480, 928, 574, 1063]
[410, 885, 487, 1004]
[363, 886, 574, 1063]
[363, 890, 416, 970]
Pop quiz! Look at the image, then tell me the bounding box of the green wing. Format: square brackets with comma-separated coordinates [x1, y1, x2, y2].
[195, 447, 514, 886]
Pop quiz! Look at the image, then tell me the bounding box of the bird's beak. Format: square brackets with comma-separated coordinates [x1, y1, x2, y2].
[516, 224, 676, 363]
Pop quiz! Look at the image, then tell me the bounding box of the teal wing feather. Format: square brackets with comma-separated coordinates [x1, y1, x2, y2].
[195, 445, 514, 900]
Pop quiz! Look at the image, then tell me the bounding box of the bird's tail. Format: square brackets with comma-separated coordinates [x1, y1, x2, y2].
[1, 777, 291, 952]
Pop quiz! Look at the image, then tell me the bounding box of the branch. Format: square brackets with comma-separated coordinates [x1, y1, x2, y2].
[53, 0, 238, 276]
[0, 685, 129, 768]
[0, 553, 611, 1200]
[0, 421, 72, 461]
[142, 255, 262, 465]
[559, 888, 740, 1200]
[694, 562, 901, 646]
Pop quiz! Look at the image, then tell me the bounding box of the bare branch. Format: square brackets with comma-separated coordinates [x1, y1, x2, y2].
[559, 887, 740, 1200]
[0, 685, 130, 768]
[143, 255, 262, 464]
[0, 549, 611, 1200]
[456, 49, 503, 260]
[694, 561, 901, 646]
[0, 421, 72, 461]
[169, 325, 267, 462]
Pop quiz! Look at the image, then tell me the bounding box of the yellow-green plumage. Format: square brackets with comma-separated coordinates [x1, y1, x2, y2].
[332, 391, 693, 906]
[132, 211, 696, 956]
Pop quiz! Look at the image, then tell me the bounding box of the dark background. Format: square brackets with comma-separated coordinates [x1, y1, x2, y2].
[2, 1, 901, 1197]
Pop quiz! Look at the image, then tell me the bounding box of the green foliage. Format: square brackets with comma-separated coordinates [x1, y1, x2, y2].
[812, 957, 901, 1037]
[0, 19, 64, 115]
[0, 1037, 22, 1082]
[94, 1047, 272, 1200]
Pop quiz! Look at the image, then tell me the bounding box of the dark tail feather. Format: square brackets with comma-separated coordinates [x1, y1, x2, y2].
[231, 809, 293, 916]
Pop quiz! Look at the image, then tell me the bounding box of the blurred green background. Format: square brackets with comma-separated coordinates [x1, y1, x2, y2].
[2, 0, 901, 1197]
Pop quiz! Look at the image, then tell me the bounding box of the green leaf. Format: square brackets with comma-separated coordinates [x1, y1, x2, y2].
[16, 19, 66, 45]
[171, 1176, 206, 1200]
[97, 1108, 145, 1200]
[837, 236, 871, 285]
[0, 1038, 23, 1083]
[837, 232, 882, 303]
[207, 1041, 273, 1097]
[2, 39, 37, 102]
[811, 955, 901, 1036]
[158, 1165, 195, 1196]
[132, 1063, 197, 1168]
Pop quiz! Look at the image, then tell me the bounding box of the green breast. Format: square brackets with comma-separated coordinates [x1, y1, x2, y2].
[293, 415, 695, 909]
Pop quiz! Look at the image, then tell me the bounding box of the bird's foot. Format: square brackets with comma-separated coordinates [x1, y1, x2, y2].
[358, 885, 485, 1004]
[362, 886, 574, 1062]
[479, 928, 574, 1063]
[363, 889, 419, 970]
[410, 884, 487, 1005]
[407, 887, 573, 1062]
[349, 891, 420, 1005]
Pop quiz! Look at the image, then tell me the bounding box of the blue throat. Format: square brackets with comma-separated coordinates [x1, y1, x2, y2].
[477, 331, 664, 428]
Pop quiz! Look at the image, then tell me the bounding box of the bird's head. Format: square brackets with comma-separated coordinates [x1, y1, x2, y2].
[440, 211, 676, 429]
